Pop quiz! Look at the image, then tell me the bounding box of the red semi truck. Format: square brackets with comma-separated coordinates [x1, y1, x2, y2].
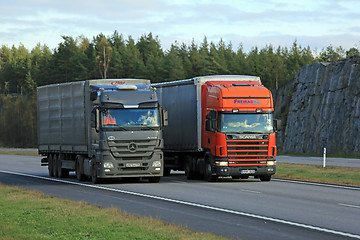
[153, 75, 280, 182]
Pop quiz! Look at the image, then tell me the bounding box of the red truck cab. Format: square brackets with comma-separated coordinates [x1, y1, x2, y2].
[201, 80, 279, 181]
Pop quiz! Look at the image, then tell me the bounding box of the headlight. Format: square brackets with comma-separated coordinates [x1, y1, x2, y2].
[152, 161, 162, 167]
[267, 161, 275, 166]
[103, 162, 114, 168]
[216, 161, 228, 166]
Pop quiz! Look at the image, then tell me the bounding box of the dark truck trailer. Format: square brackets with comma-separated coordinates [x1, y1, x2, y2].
[153, 75, 280, 182]
[38, 79, 167, 183]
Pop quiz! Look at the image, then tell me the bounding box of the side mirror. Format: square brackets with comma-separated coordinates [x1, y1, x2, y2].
[162, 109, 168, 127]
[91, 108, 100, 132]
[206, 110, 216, 120]
[90, 91, 98, 101]
[205, 119, 217, 132]
[205, 119, 212, 131]
[205, 111, 217, 132]
[274, 119, 281, 132]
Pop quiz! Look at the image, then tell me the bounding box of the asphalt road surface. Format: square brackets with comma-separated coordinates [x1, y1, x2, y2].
[277, 155, 360, 168]
[1, 154, 360, 240]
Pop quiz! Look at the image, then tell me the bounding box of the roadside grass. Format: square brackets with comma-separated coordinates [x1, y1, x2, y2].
[0, 184, 227, 240]
[275, 163, 360, 186]
[0, 149, 39, 156]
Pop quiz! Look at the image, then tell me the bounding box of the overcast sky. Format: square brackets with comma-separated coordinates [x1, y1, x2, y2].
[1, 0, 360, 52]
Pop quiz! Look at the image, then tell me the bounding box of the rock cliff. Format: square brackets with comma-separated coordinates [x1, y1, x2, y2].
[274, 55, 360, 155]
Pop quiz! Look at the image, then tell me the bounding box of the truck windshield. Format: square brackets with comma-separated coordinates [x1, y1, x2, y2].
[102, 108, 160, 129]
[219, 113, 274, 134]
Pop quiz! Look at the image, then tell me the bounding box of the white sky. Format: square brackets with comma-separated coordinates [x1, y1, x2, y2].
[1, 0, 360, 52]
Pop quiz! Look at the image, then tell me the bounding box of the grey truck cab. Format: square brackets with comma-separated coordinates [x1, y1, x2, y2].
[38, 79, 167, 183]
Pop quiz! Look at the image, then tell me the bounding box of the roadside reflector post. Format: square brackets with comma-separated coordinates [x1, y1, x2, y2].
[323, 148, 327, 168]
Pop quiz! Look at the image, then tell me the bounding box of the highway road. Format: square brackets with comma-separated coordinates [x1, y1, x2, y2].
[0, 154, 360, 240]
[277, 155, 360, 168]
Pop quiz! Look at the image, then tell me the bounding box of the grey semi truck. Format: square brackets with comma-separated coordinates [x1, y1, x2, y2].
[37, 79, 167, 183]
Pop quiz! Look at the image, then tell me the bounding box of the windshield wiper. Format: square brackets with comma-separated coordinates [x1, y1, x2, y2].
[225, 131, 264, 134]
[104, 126, 127, 131]
[135, 124, 158, 130]
[241, 131, 265, 134]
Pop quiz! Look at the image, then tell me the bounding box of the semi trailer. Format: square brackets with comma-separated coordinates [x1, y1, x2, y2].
[153, 75, 280, 182]
[37, 79, 167, 183]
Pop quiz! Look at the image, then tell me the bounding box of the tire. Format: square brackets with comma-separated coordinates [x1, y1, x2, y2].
[48, 154, 54, 177]
[91, 164, 101, 184]
[185, 155, 197, 180]
[163, 168, 171, 176]
[204, 160, 218, 182]
[76, 156, 86, 181]
[53, 154, 59, 177]
[148, 177, 160, 183]
[260, 175, 271, 182]
[57, 154, 69, 178]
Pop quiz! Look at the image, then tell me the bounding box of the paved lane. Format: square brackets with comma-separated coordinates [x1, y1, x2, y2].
[1, 154, 360, 240]
[277, 155, 360, 168]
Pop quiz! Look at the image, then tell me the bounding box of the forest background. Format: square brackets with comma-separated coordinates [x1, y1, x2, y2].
[1, 31, 359, 147]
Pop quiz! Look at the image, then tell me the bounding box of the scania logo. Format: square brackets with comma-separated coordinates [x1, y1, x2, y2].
[128, 142, 137, 152]
[239, 135, 258, 139]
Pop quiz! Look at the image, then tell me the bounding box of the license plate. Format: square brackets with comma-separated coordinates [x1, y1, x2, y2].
[126, 163, 141, 168]
[241, 170, 255, 174]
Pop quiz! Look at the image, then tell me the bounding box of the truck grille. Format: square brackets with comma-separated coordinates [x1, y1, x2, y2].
[108, 140, 157, 160]
[226, 139, 268, 166]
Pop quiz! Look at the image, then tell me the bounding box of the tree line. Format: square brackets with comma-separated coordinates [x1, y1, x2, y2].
[0, 31, 359, 147]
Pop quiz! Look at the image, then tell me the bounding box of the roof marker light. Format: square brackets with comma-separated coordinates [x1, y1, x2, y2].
[116, 85, 137, 90]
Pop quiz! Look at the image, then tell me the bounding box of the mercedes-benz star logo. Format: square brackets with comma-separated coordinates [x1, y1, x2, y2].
[128, 142, 137, 152]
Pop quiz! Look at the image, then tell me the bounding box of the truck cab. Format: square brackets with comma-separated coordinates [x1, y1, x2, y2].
[87, 82, 167, 183]
[201, 80, 280, 181]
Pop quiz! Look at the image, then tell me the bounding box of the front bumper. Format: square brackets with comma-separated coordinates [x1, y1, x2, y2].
[214, 165, 276, 177]
[95, 150, 164, 178]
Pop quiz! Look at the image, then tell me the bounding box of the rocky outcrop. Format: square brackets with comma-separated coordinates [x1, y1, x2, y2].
[274, 55, 360, 155]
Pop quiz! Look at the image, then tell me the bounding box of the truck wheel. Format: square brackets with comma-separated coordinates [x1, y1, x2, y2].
[76, 157, 86, 181]
[53, 154, 59, 177]
[205, 161, 218, 182]
[91, 165, 101, 184]
[185, 155, 197, 180]
[48, 154, 54, 177]
[148, 177, 160, 183]
[57, 154, 69, 178]
[260, 175, 271, 182]
[163, 168, 171, 176]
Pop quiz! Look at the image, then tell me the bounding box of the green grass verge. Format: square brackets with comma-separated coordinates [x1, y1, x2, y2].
[0, 150, 39, 156]
[275, 163, 360, 186]
[0, 184, 227, 240]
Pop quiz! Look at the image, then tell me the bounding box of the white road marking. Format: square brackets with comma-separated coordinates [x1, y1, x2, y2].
[338, 203, 360, 209]
[1, 170, 360, 239]
[274, 178, 360, 191]
[170, 180, 188, 184]
[240, 189, 261, 194]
